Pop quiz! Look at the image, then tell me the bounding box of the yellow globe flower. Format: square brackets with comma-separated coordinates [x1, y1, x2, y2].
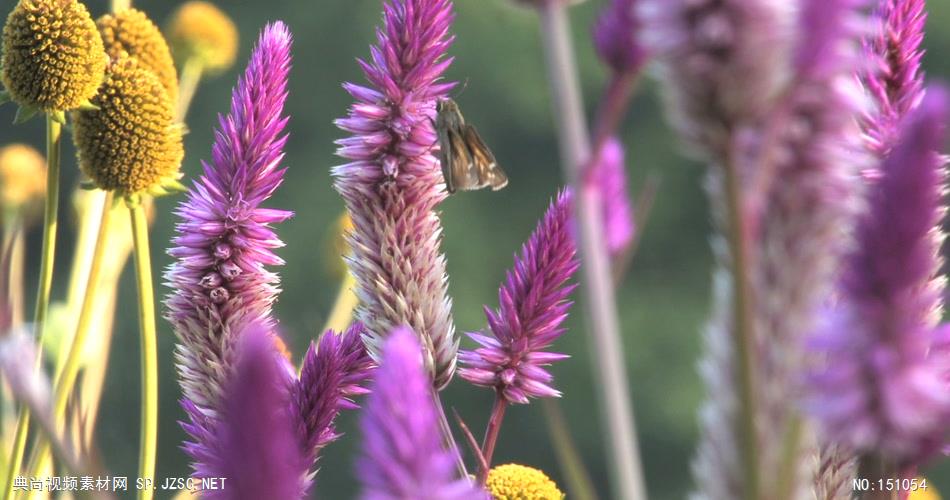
[1, 0, 107, 112]
[97, 8, 178, 105]
[0, 144, 46, 212]
[486, 464, 564, 500]
[72, 58, 183, 198]
[166, 1, 238, 75]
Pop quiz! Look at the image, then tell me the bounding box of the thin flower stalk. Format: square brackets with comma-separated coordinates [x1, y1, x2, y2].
[528, 2, 647, 498]
[165, 22, 293, 476]
[332, 0, 458, 389]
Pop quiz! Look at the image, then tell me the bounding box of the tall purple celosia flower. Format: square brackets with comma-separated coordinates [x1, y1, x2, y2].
[808, 89, 950, 463]
[332, 0, 458, 390]
[199, 325, 306, 500]
[165, 22, 292, 474]
[593, 0, 647, 75]
[591, 138, 635, 258]
[357, 327, 486, 500]
[293, 322, 375, 476]
[861, 0, 927, 159]
[458, 192, 579, 404]
[642, 0, 867, 497]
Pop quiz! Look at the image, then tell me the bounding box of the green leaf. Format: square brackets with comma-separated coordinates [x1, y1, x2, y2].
[79, 179, 98, 191]
[0, 90, 10, 106]
[13, 105, 39, 124]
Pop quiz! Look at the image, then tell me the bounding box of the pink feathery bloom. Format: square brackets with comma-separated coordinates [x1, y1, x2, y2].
[333, 0, 458, 389]
[293, 322, 375, 483]
[593, 0, 647, 75]
[861, 0, 927, 159]
[458, 192, 579, 404]
[590, 137, 635, 258]
[637, 0, 794, 157]
[808, 88, 950, 463]
[164, 22, 292, 473]
[357, 327, 486, 500]
[197, 325, 307, 500]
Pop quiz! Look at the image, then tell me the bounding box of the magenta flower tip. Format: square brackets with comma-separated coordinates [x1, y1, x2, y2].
[459, 191, 579, 404]
[357, 328, 486, 500]
[808, 87, 950, 462]
[293, 321, 375, 482]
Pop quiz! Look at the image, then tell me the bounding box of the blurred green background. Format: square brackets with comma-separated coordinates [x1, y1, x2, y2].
[3, 0, 950, 498]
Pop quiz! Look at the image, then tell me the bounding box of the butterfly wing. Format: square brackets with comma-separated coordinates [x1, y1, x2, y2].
[463, 125, 508, 191]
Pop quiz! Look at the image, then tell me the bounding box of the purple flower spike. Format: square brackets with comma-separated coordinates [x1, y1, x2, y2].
[862, 0, 927, 159]
[638, 0, 794, 156]
[459, 192, 579, 404]
[293, 322, 375, 485]
[808, 88, 950, 463]
[164, 22, 293, 473]
[200, 325, 306, 500]
[593, 0, 647, 75]
[591, 138, 635, 258]
[333, 0, 459, 390]
[357, 328, 486, 500]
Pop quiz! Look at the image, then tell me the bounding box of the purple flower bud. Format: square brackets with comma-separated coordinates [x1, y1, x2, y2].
[593, 0, 647, 74]
[590, 138, 635, 258]
[459, 192, 579, 404]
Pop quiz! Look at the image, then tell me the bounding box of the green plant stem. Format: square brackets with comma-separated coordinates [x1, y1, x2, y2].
[541, 399, 598, 500]
[176, 58, 204, 122]
[129, 201, 157, 500]
[2, 117, 62, 500]
[23, 192, 113, 485]
[722, 145, 761, 500]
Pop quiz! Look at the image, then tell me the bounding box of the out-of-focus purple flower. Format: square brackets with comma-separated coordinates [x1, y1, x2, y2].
[590, 137, 635, 258]
[593, 0, 647, 75]
[164, 22, 292, 474]
[459, 192, 579, 405]
[808, 88, 950, 463]
[638, 0, 794, 157]
[293, 322, 375, 481]
[332, 0, 458, 390]
[670, 0, 869, 497]
[198, 325, 306, 500]
[357, 327, 486, 500]
[861, 0, 927, 159]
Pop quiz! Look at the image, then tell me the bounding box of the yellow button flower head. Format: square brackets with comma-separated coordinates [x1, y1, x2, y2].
[72, 58, 183, 198]
[0, 143, 46, 212]
[486, 464, 564, 500]
[97, 9, 178, 105]
[324, 211, 354, 278]
[166, 1, 238, 75]
[1, 0, 106, 112]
